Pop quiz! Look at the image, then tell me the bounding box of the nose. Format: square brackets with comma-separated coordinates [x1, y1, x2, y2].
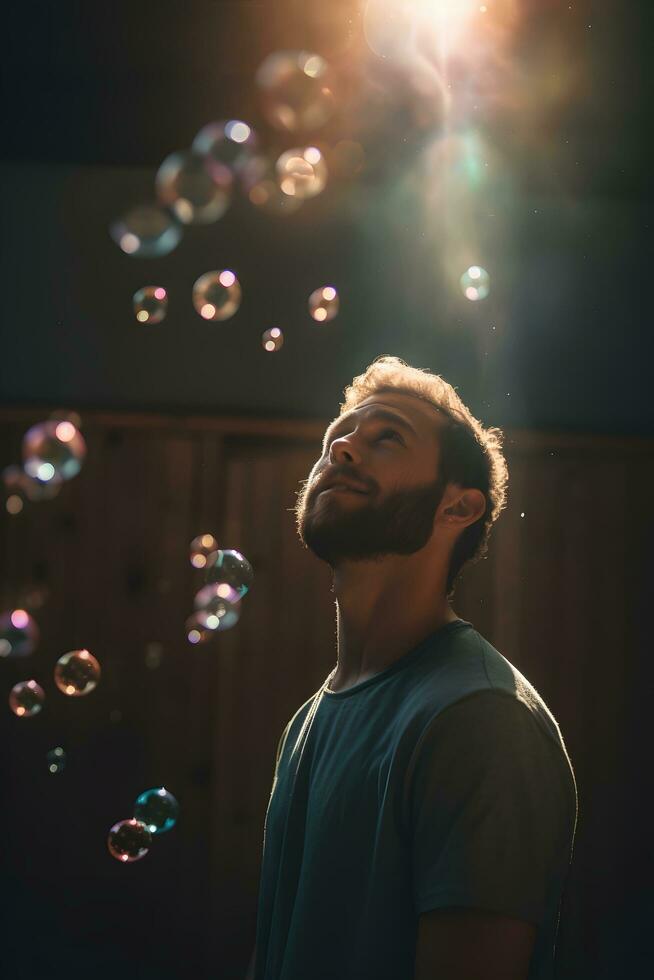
[330, 434, 361, 465]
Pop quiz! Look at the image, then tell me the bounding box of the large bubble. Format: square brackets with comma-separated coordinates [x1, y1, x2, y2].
[133, 286, 168, 325]
[262, 327, 284, 352]
[107, 819, 152, 863]
[190, 534, 219, 570]
[460, 265, 490, 301]
[110, 204, 183, 258]
[276, 147, 327, 199]
[0, 608, 39, 658]
[192, 270, 242, 321]
[204, 548, 254, 598]
[308, 285, 339, 322]
[9, 680, 45, 718]
[156, 150, 232, 225]
[133, 787, 179, 835]
[256, 51, 336, 131]
[54, 649, 101, 696]
[22, 420, 86, 483]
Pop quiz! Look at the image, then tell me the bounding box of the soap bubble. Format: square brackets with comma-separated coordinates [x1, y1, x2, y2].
[156, 150, 232, 225]
[47, 747, 66, 774]
[22, 420, 87, 483]
[9, 680, 45, 717]
[192, 270, 241, 321]
[192, 120, 258, 174]
[110, 204, 183, 258]
[194, 584, 242, 632]
[276, 146, 327, 199]
[0, 608, 39, 658]
[460, 265, 490, 301]
[133, 286, 168, 324]
[308, 285, 339, 322]
[54, 649, 101, 696]
[256, 51, 336, 131]
[262, 327, 284, 352]
[107, 818, 152, 863]
[204, 548, 254, 597]
[241, 156, 304, 215]
[3, 463, 62, 502]
[133, 787, 179, 835]
[185, 611, 215, 644]
[190, 534, 219, 569]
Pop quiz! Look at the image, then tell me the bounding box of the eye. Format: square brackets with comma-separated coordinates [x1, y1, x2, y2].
[378, 429, 403, 444]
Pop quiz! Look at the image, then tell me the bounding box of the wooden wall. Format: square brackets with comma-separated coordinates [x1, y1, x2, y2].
[1, 406, 650, 979]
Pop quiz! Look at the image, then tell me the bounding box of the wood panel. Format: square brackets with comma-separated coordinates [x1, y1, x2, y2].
[0, 406, 651, 978]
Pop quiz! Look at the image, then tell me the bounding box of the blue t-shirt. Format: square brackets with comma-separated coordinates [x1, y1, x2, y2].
[254, 619, 578, 980]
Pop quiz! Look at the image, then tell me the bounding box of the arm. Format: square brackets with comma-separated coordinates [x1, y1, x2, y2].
[414, 907, 536, 980]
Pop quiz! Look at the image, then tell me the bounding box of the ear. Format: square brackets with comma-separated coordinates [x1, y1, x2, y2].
[440, 486, 487, 530]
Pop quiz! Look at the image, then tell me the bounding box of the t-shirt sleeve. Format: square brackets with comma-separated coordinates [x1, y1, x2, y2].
[407, 690, 576, 927]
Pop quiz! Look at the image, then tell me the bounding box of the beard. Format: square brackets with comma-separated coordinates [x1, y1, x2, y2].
[294, 473, 447, 566]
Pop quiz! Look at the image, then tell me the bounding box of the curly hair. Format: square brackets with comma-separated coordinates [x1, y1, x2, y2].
[338, 355, 509, 597]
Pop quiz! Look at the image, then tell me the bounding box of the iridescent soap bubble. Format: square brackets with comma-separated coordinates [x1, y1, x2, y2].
[256, 51, 336, 132]
[110, 204, 183, 258]
[185, 611, 214, 645]
[308, 285, 339, 322]
[262, 327, 284, 352]
[54, 649, 101, 696]
[133, 787, 179, 835]
[133, 286, 168, 324]
[460, 266, 490, 301]
[192, 270, 241, 321]
[47, 746, 66, 774]
[0, 608, 39, 658]
[22, 420, 87, 483]
[3, 464, 62, 502]
[204, 548, 254, 598]
[192, 120, 258, 174]
[241, 156, 304, 215]
[155, 150, 232, 225]
[276, 147, 327, 199]
[190, 534, 219, 570]
[107, 818, 152, 863]
[193, 584, 242, 632]
[9, 680, 45, 717]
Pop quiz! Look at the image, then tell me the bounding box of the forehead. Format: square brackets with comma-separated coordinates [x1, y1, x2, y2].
[326, 391, 445, 440]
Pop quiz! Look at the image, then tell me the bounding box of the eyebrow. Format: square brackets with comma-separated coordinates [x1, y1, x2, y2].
[324, 408, 418, 446]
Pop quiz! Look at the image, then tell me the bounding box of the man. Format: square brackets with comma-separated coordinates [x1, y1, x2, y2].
[248, 356, 578, 980]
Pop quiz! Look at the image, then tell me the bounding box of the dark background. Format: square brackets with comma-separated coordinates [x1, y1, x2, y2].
[0, 2, 651, 978]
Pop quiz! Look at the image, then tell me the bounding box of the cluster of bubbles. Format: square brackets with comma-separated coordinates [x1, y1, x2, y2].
[129, 273, 340, 354]
[6, 646, 101, 717]
[109, 85, 334, 261]
[107, 786, 179, 863]
[3, 412, 86, 516]
[187, 538, 254, 644]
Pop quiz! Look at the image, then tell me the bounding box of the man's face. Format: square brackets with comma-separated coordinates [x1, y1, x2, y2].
[294, 391, 449, 565]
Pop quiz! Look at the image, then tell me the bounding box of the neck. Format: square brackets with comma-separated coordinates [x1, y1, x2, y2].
[327, 554, 458, 693]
